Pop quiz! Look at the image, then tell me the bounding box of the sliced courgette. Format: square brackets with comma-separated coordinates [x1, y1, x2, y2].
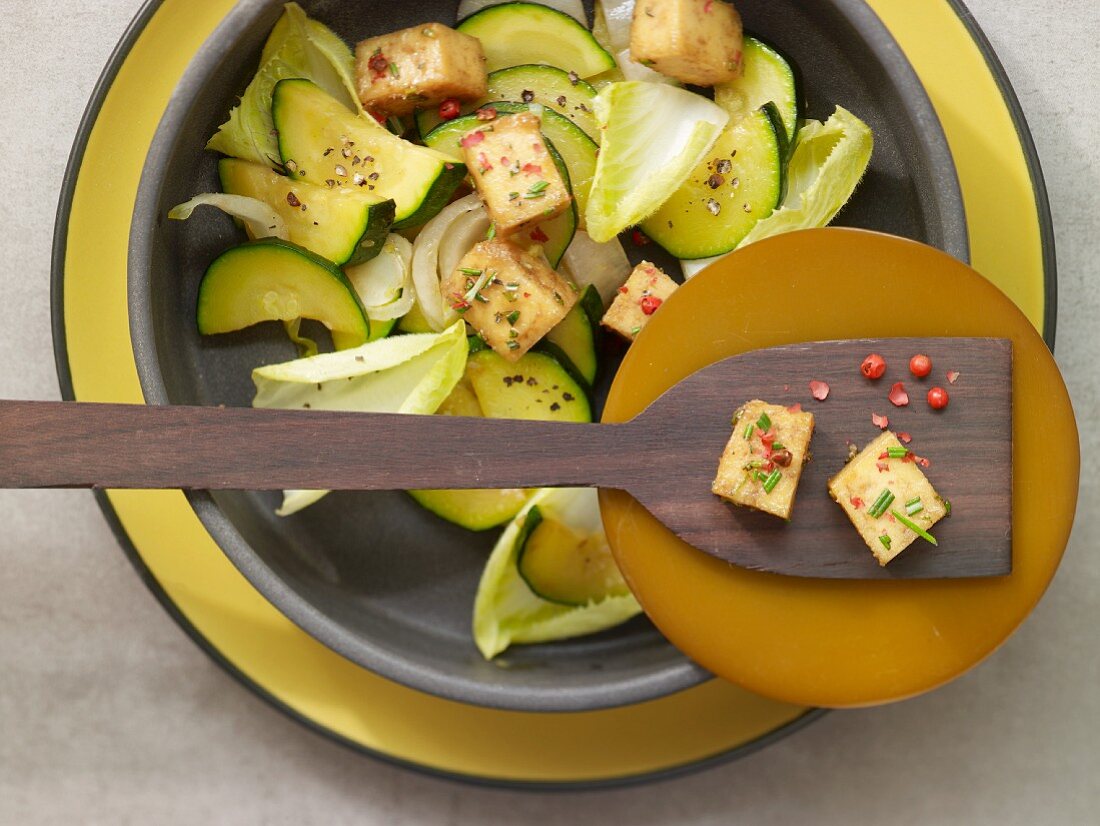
[457, 3, 615, 77]
[408, 359, 533, 531]
[415, 65, 599, 141]
[424, 102, 597, 225]
[641, 107, 783, 259]
[466, 348, 592, 422]
[516, 506, 631, 606]
[272, 79, 466, 229]
[197, 237, 370, 349]
[538, 284, 601, 385]
[218, 158, 395, 266]
[714, 35, 801, 148]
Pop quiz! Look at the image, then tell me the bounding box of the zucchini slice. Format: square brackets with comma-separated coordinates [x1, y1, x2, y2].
[424, 102, 597, 225]
[466, 348, 592, 422]
[408, 362, 534, 531]
[197, 237, 370, 349]
[641, 107, 783, 260]
[416, 65, 599, 140]
[457, 3, 615, 77]
[714, 35, 801, 148]
[516, 506, 631, 606]
[409, 488, 532, 532]
[538, 284, 601, 385]
[218, 158, 395, 266]
[272, 79, 466, 229]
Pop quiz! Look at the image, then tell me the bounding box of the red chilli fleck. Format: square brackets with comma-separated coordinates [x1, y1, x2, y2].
[521, 162, 542, 175]
[809, 380, 830, 401]
[898, 432, 912, 444]
[459, 131, 485, 148]
[475, 106, 498, 121]
[787, 402, 802, 413]
[888, 382, 910, 407]
[704, 0, 714, 11]
[876, 461, 890, 473]
[872, 412, 889, 429]
[631, 229, 651, 247]
[850, 496, 864, 509]
[640, 295, 663, 315]
[947, 370, 961, 385]
[529, 227, 549, 243]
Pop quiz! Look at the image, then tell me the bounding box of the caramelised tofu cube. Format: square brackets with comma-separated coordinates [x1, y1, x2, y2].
[462, 112, 573, 238]
[712, 400, 815, 520]
[355, 23, 487, 117]
[600, 261, 678, 341]
[829, 431, 949, 566]
[443, 239, 577, 361]
[631, 0, 744, 86]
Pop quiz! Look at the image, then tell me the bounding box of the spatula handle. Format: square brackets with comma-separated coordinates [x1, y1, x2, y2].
[0, 400, 639, 491]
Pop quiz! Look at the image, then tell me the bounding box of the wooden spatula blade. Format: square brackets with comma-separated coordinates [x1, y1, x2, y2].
[626, 338, 1012, 579]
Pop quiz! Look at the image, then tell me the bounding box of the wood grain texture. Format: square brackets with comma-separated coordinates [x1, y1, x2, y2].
[0, 337, 1011, 579]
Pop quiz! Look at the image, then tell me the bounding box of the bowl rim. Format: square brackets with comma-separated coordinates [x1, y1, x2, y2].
[124, 0, 969, 713]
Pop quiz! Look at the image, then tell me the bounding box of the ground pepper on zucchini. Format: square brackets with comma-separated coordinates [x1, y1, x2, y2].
[167, 0, 875, 658]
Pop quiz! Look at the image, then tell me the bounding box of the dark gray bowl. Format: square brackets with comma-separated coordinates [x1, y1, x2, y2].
[128, 0, 967, 712]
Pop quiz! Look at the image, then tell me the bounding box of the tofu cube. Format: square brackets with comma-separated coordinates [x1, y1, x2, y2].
[355, 23, 487, 117]
[463, 112, 573, 237]
[828, 432, 949, 566]
[631, 0, 744, 86]
[712, 400, 815, 520]
[601, 262, 678, 341]
[443, 239, 577, 361]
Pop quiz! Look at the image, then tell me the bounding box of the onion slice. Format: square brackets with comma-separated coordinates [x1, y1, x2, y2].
[458, 0, 587, 26]
[168, 193, 287, 241]
[345, 234, 415, 321]
[597, 0, 634, 51]
[560, 230, 632, 307]
[410, 193, 484, 331]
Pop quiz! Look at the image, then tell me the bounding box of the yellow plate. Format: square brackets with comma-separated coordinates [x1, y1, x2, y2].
[53, 0, 1056, 786]
[601, 228, 1077, 708]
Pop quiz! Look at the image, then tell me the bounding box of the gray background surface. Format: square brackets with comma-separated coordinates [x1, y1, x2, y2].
[1, 0, 1096, 822]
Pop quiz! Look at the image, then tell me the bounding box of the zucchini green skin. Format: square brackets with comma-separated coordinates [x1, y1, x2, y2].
[424, 101, 597, 225]
[538, 284, 602, 385]
[416, 64, 599, 141]
[641, 108, 783, 260]
[218, 158, 395, 267]
[456, 3, 616, 77]
[272, 79, 466, 229]
[197, 237, 370, 349]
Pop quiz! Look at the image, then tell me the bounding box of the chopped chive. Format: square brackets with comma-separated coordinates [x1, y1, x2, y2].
[771, 442, 785, 451]
[879, 534, 892, 551]
[506, 310, 520, 325]
[906, 501, 924, 516]
[754, 471, 769, 482]
[630, 326, 642, 336]
[506, 340, 520, 351]
[458, 267, 483, 276]
[743, 423, 755, 440]
[868, 488, 896, 518]
[891, 509, 939, 545]
[756, 411, 772, 431]
[944, 499, 952, 516]
[527, 180, 549, 194]
[388, 62, 400, 77]
[887, 446, 909, 458]
[762, 468, 782, 494]
[508, 191, 519, 201]
[462, 269, 493, 304]
[486, 223, 496, 240]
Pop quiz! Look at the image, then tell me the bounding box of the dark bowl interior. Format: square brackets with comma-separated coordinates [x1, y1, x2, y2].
[129, 0, 967, 712]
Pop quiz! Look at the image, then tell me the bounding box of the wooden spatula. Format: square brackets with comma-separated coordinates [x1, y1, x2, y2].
[0, 336, 1011, 579]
